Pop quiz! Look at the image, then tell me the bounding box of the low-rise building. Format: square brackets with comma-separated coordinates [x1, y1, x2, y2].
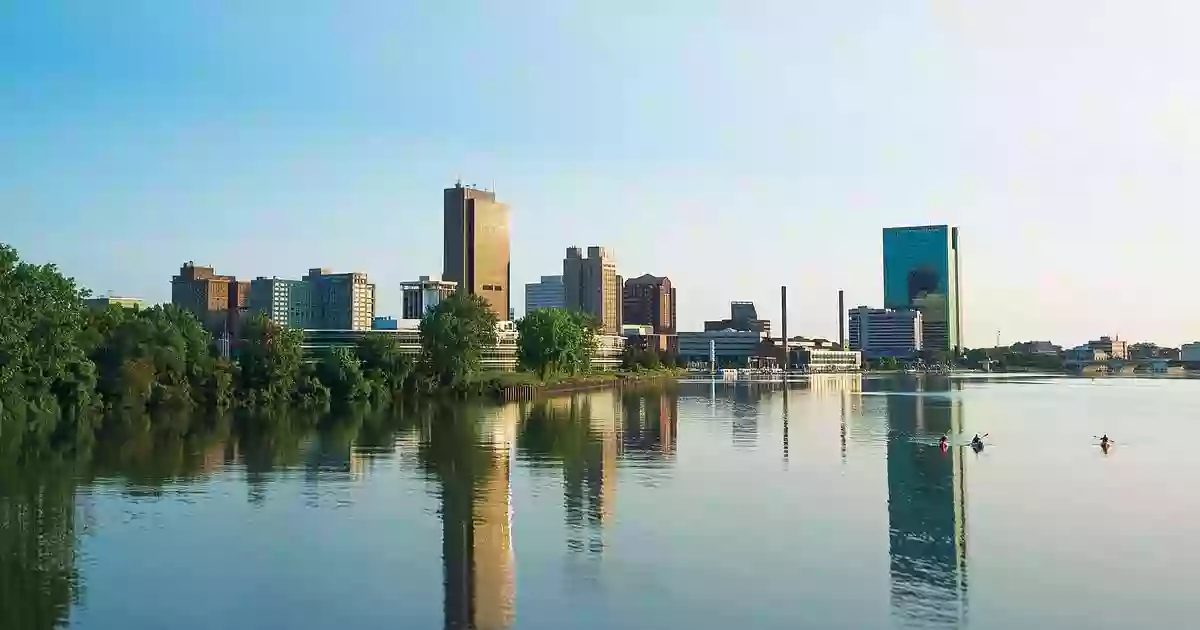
[848, 306, 922, 359]
[401, 275, 458, 320]
[678, 330, 767, 366]
[793, 348, 862, 372]
[704, 301, 771, 336]
[525, 275, 565, 313]
[301, 321, 624, 371]
[84, 296, 143, 310]
[372, 317, 398, 330]
[1181, 342, 1200, 364]
[1011, 341, 1062, 355]
[1066, 345, 1108, 363]
[1087, 336, 1127, 360]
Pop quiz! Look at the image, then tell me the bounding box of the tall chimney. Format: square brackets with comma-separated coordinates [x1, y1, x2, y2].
[781, 285, 788, 369]
[838, 289, 845, 349]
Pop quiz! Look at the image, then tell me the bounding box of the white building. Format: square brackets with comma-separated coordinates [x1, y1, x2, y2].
[794, 348, 862, 372]
[848, 307, 922, 359]
[1181, 342, 1200, 363]
[524, 275, 565, 313]
[401, 275, 458, 321]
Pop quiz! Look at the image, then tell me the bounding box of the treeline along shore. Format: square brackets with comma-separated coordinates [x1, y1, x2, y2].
[0, 244, 684, 456]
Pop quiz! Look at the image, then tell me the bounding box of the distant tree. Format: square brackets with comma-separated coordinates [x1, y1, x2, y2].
[0, 244, 99, 444]
[236, 312, 305, 405]
[516, 308, 597, 378]
[356, 333, 418, 397]
[315, 346, 370, 401]
[419, 292, 498, 390]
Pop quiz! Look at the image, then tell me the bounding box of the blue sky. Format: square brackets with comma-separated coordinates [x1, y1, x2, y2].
[4, 0, 1199, 347]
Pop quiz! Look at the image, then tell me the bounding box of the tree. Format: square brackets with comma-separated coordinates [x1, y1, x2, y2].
[419, 293, 498, 390]
[235, 313, 305, 405]
[315, 346, 369, 401]
[516, 308, 597, 379]
[87, 305, 229, 410]
[0, 244, 98, 447]
[356, 333, 418, 396]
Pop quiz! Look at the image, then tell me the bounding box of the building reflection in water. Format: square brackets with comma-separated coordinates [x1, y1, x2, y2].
[873, 376, 969, 628]
[422, 402, 518, 630]
[520, 388, 678, 558]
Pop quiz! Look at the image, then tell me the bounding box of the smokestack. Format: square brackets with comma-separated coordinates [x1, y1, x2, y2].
[781, 285, 788, 369]
[838, 289, 845, 349]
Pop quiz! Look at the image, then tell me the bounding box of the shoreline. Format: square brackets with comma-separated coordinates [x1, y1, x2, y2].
[477, 368, 688, 402]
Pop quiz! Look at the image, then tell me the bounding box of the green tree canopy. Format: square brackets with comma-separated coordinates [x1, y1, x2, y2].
[315, 346, 369, 401]
[516, 308, 598, 379]
[0, 244, 98, 446]
[355, 333, 419, 397]
[236, 313, 305, 406]
[419, 293, 498, 390]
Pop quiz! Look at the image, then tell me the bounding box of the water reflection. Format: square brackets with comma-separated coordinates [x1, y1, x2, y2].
[0, 460, 80, 630]
[870, 376, 970, 628]
[520, 388, 679, 559]
[419, 403, 517, 630]
[0, 380, 998, 629]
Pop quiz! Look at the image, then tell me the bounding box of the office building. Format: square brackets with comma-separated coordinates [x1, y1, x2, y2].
[882, 225, 962, 353]
[401, 275, 458, 320]
[704, 301, 771, 336]
[524, 275, 566, 313]
[677, 330, 768, 366]
[248, 277, 314, 329]
[1087, 336, 1127, 360]
[622, 274, 676, 334]
[84, 296, 142, 310]
[848, 306, 923, 360]
[171, 262, 249, 335]
[443, 182, 511, 322]
[563, 246, 622, 334]
[302, 268, 375, 331]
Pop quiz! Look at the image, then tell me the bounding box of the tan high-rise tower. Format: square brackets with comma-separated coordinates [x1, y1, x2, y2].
[443, 183, 511, 321]
[563, 246, 621, 334]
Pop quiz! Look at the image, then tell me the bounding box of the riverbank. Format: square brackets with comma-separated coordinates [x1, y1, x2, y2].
[474, 368, 688, 401]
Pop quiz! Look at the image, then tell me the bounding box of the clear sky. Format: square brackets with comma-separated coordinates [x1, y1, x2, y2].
[4, 1, 1199, 348]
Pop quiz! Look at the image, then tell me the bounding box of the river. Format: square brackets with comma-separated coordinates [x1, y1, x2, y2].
[4, 374, 1199, 629]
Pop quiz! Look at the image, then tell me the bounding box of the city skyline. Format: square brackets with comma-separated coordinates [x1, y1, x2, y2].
[6, 2, 1200, 347]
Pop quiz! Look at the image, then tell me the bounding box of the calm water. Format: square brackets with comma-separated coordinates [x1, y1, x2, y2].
[5, 375, 1200, 629]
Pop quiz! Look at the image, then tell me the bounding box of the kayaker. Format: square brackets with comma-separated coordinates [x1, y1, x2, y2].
[938, 435, 948, 450]
[1099, 434, 1111, 448]
[970, 434, 984, 450]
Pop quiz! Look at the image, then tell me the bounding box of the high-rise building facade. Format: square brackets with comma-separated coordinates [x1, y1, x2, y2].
[401, 275, 458, 320]
[848, 306, 923, 360]
[524, 275, 566, 314]
[248, 277, 314, 329]
[622, 274, 676, 334]
[302, 268, 375, 331]
[563, 246, 622, 334]
[171, 262, 249, 335]
[882, 225, 962, 353]
[443, 182, 511, 322]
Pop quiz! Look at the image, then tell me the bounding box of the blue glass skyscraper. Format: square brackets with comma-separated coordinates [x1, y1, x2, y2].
[882, 225, 962, 353]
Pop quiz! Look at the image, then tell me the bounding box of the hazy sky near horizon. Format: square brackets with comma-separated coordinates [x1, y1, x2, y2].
[4, 1, 1199, 347]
